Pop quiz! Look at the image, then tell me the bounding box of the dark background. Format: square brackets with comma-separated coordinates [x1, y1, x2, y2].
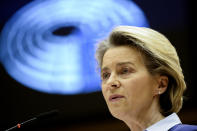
[0, 0, 196, 130]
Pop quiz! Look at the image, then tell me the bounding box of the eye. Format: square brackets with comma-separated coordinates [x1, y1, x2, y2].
[120, 67, 131, 75]
[102, 72, 110, 80]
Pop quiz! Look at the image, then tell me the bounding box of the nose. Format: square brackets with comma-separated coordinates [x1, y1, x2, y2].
[107, 74, 121, 89]
[110, 80, 121, 88]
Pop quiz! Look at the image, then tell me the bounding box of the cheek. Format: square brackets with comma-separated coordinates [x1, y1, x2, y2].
[124, 75, 155, 101]
[101, 85, 107, 100]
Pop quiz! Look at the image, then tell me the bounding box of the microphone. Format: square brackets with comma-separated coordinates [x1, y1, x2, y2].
[5, 109, 59, 131]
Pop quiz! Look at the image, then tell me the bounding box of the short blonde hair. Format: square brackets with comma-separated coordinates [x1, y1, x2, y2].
[95, 26, 186, 116]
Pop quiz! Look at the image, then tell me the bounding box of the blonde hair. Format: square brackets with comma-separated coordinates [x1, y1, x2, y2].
[95, 26, 186, 116]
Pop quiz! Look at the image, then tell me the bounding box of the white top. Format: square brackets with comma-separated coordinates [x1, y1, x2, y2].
[145, 113, 182, 131]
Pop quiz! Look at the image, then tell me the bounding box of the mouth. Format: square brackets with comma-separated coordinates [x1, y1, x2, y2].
[109, 94, 125, 102]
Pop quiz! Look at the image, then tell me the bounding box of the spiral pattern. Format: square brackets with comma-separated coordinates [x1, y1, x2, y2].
[0, 0, 148, 94]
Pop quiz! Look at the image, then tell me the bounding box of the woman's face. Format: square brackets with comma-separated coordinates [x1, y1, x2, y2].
[101, 46, 160, 119]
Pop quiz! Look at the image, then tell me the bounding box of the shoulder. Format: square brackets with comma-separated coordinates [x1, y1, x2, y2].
[169, 124, 197, 131]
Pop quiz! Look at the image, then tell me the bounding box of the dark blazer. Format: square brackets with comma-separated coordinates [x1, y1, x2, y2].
[169, 124, 197, 131]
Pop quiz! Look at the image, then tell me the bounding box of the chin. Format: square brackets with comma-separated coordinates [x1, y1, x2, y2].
[109, 108, 127, 120]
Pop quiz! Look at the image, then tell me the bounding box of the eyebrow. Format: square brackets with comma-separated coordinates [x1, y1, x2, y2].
[101, 62, 134, 73]
[117, 62, 134, 66]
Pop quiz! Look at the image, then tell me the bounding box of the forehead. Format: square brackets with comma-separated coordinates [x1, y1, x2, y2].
[102, 46, 144, 68]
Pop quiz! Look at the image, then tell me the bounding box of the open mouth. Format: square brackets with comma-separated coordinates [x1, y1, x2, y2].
[109, 94, 124, 102]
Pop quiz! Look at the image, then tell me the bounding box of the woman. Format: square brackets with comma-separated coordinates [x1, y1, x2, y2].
[95, 26, 197, 131]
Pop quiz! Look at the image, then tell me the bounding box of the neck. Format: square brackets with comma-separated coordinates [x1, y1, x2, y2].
[122, 98, 164, 131]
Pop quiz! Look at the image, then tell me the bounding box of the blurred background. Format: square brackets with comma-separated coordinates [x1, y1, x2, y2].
[0, 0, 196, 130]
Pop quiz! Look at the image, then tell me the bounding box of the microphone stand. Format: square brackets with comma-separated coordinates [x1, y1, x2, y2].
[5, 109, 59, 131]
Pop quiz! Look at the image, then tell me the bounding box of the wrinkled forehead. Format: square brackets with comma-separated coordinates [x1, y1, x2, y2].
[102, 46, 144, 69]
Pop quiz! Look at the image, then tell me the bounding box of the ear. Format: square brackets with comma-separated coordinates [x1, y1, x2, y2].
[155, 75, 169, 95]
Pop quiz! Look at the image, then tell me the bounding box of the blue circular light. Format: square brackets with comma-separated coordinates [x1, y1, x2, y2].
[0, 0, 149, 94]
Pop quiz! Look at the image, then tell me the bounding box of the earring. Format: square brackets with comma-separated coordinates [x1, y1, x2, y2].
[158, 90, 161, 95]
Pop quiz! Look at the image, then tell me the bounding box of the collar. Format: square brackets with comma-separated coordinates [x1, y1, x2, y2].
[145, 113, 182, 131]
